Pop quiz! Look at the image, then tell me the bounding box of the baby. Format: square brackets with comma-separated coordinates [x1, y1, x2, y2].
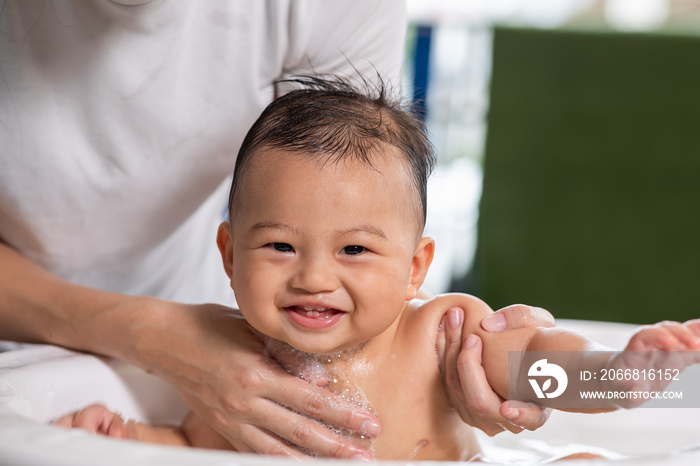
[56, 77, 700, 461]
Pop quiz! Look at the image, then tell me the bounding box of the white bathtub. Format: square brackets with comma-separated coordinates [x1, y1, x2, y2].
[1, 320, 699, 465]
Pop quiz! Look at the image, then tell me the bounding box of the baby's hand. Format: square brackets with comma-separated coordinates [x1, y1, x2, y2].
[53, 404, 137, 439]
[609, 320, 700, 407]
[625, 320, 700, 352]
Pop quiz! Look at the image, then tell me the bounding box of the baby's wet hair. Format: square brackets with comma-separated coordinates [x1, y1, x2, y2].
[228, 75, 436, 229]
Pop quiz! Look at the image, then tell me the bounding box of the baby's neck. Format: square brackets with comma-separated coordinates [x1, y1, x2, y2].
[268, 340, 378, 451]
[272, 340, 372, 392]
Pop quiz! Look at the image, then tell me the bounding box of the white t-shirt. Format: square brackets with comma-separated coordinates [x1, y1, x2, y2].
[0, 0, 406, 305]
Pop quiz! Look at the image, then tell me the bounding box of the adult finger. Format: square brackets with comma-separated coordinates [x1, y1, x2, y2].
[455, 335, 510, 436]
[436, 316, 447, 371]
[456, 337, 550, 434]
[482, 304, 555, 332]
[265, 339, 330, 387]
[439, 308, 465, 390]
[267, 374, 380, 435]
[235, 423, 312, 459]
[499, 401, 551, 432]
[248, 397, 375, 460]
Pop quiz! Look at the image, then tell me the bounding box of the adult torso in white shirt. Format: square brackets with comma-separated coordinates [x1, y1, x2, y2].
[0, 0, 406, 305]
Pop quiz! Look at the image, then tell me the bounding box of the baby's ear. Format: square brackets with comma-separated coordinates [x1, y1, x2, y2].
[216, 221, 234, 278]
[406, 237, 435, 300]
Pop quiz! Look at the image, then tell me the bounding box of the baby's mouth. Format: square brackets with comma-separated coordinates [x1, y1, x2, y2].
[283, 306, 345, 329]
[286, 306, 342, 319]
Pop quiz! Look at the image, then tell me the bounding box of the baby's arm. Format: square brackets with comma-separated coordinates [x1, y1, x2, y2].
[486, 319, 700, 408]
[432, 294, 700, 412]
[462, 299, 606, 400]
[54, 404, 234, 450]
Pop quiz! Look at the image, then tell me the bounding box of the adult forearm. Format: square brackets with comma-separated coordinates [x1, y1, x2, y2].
[0, 241, 145, 360]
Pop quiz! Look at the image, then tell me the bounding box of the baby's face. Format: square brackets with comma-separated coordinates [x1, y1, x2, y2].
[222, 146, 429, 354]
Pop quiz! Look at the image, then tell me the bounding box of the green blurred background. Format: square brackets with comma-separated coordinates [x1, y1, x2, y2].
[476, 27, 700, 323]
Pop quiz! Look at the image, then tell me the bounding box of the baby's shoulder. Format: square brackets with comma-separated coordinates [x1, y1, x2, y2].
[402, 293, 494, 334]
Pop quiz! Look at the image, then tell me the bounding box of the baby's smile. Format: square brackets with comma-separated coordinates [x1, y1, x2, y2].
[284, 305, 346, 329]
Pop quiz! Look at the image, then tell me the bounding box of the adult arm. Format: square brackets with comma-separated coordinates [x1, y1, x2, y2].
[0, 242, 378, 459]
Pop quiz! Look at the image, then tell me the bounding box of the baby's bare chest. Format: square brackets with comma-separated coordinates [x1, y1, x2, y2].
[332, 345, 476, 460]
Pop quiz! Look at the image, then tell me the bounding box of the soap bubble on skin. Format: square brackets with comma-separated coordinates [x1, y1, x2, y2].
[264, 339, 377, 454]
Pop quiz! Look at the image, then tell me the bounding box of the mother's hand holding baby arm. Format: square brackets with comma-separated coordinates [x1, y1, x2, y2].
[436, 303, 555, 435]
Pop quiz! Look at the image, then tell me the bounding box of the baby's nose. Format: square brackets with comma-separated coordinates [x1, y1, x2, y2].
[289, 257, 339, 294]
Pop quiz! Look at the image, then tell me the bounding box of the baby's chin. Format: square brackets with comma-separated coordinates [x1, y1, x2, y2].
[276, 338, 369, 359]
[266, 328, 369, 355]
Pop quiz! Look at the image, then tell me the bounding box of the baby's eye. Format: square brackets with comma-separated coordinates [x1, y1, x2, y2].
[268, 242, 294, 253]
[341, 245, 366, 256]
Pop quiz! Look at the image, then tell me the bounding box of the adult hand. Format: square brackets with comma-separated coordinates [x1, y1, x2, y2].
[436, 304, 555, 436]
[127, 300, 378, 459]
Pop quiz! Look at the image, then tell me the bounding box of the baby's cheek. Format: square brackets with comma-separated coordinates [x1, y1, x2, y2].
[359, 292, 405, 332]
